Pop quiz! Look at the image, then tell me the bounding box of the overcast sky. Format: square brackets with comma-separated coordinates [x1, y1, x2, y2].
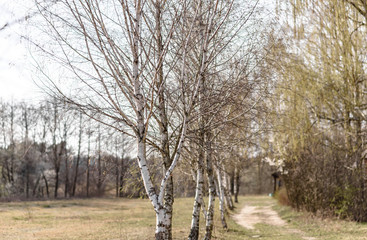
[0, 0, 276, 103]
[0, 0, 43, 102]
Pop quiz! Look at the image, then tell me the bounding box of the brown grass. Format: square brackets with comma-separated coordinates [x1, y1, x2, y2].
[0, 195, 366, 239]
[0, 197, 249, 240]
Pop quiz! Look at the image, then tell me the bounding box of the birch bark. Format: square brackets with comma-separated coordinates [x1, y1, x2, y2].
[216, 165, 228, 229]
[204, 130, 216, 240]
[222, 165, 234, 210]
[188, 146, 204, 240]
[154, 1, 174, 238]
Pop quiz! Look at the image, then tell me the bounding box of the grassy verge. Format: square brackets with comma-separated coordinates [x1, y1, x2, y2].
[273, 203, 367, 240]
[235, 195, 367, 240]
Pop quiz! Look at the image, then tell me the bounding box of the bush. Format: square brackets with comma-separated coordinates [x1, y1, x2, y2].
[330, 186, 356, 219]
[280, 133, 367, 221]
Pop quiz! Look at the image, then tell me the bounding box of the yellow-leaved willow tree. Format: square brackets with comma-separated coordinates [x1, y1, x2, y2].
[270, 0, 367, 220]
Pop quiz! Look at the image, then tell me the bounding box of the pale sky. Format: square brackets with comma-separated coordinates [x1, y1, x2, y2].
[0, 0, 276, 103]
[0, 0, 43, 102]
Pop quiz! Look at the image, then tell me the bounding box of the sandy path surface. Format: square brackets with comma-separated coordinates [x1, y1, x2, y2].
[233, 201, 316, 240]
[233, 205, 286, 229]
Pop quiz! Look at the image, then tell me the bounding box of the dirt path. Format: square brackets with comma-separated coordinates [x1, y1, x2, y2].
[233, 205, 286, 230]
[233, 198, 316, 240]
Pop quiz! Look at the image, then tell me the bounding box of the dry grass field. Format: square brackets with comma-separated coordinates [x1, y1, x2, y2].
[0, 197, 246, 240]
[0, 196, 366, 239]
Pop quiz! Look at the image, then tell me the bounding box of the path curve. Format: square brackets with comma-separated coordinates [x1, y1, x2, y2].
[233, 201, 316, 240]
[233, 205, 286, 229]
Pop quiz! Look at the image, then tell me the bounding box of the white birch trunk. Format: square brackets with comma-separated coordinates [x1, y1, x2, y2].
[188, 149, 204, 240]
[130, 1, 168, 238]
[222, 165, 234, 210]
[216, 166, 228, 229]
[133, 1, 156, 203]
[157, 116, 188, 239]
[156, 207, 170, 239]
[204, 131, 216, 240]
[154, 1, 174, 238]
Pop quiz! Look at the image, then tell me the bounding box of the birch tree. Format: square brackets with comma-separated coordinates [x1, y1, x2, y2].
[182, 1, 270, 237]
[29, 0, 271, 237]
[32, 0, 203, 238]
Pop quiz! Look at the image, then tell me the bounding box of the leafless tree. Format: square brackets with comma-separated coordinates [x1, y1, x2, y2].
[28, 0, 270, 238]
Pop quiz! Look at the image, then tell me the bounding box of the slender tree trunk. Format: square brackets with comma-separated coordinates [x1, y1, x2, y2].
[10, 105, 15, 183]
[130, 2, 170, 238]
[119, 157, 124, 197]
[200, 195, 208, 221]
[189, 2, 211, 235]
[1, 116, 9, 184]
[72, 113, 82, 197]
[86, 128, 91, 197]
[188, 147, 204, 240]
[86, 159, 90, 197]
[216, 166, 228, 229]
[63, 120, 69, 198]
[222, 165, 234, 210]
[97, 124, 102, 194]
[55, 168, 59, 198]
[64, 153, 69, 198]
[26, 168, 30, 198]
[1, 117, 11, 185]
[23, 106, 30, 199]
[230, 169, 235, 195]
[204, 131, 216, 240]
[137, 136, 170, 240]
[33, 176, 41, 197]
[115, 157, 119, 198]
[1, 167, 5, 186]
[52, 101, 59, 199]
[119, 175, 124, 197]
[234, 164, 240, 203]
[3, 156, 10, 184]
[154, 1, 174, 238]
[189, 56, 207, 239]
[42, 173, 49, 198]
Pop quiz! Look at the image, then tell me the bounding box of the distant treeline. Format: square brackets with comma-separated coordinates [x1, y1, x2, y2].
[1, 99, 241, 200]
[0, 99, 153, 199]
